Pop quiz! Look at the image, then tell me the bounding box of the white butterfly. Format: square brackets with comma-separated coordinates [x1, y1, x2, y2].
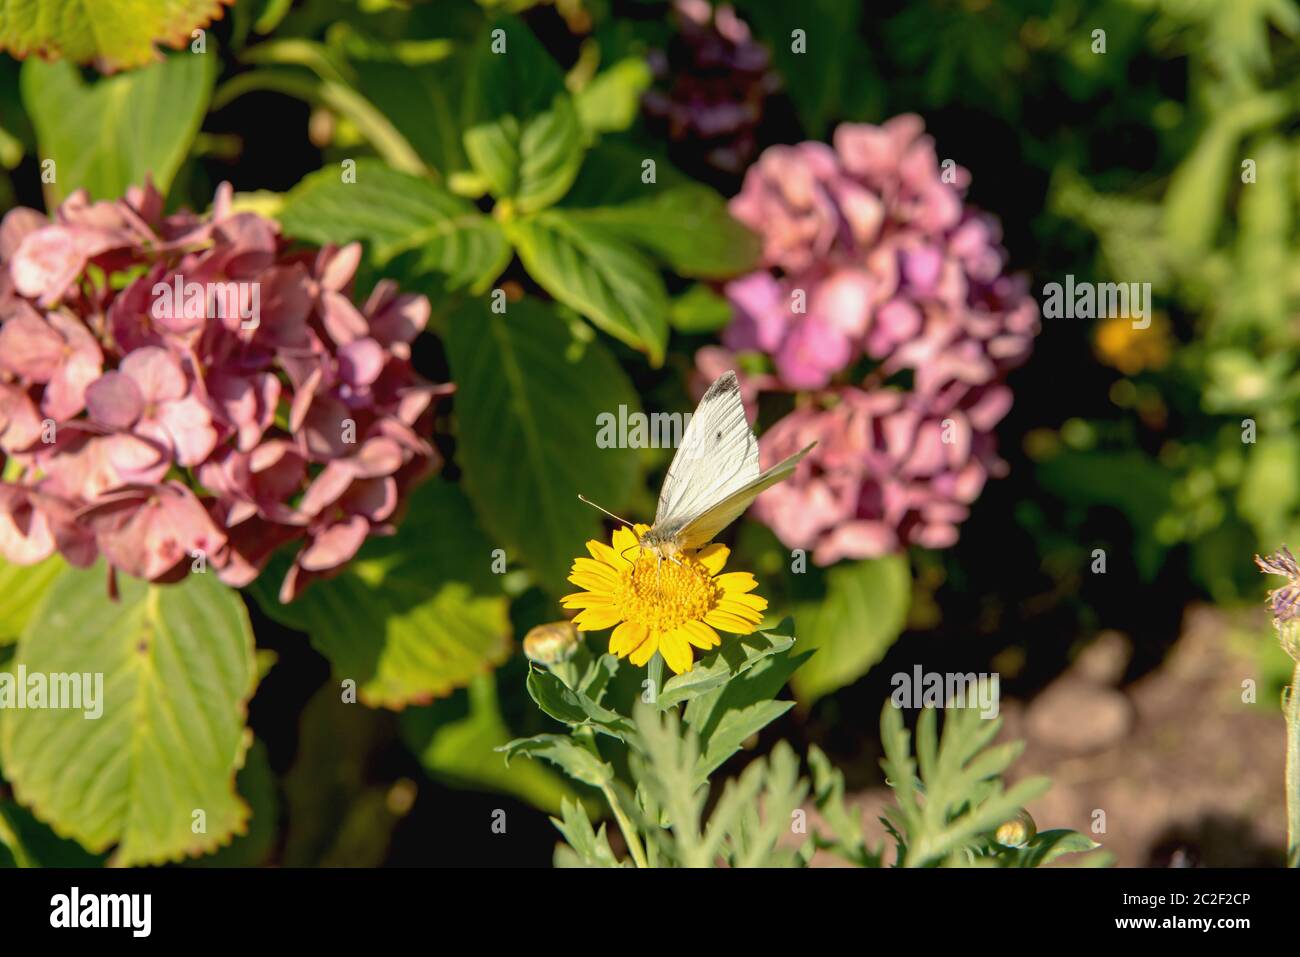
[582, 370, 814, 560]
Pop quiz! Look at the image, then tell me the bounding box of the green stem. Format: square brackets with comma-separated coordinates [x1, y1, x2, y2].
[599, 781, 650, 870]
[1286, 661, 1300, 867]
[574, 727, 649, 868]
[648, 652, 664, 707]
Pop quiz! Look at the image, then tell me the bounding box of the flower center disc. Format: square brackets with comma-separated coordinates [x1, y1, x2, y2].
[617, 553, 720, 634]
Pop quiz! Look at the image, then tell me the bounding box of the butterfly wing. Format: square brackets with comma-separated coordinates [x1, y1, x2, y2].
[652, 371, 760, 540]
[672, 442, 815, 550]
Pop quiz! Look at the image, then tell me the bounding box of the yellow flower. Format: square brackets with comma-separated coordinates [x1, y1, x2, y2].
[1093, 312, 1171, 375]
[560, 524, 767, 675]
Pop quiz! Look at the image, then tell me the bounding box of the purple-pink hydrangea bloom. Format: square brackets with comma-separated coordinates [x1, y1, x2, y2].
[0, 182, 447, 601]
[643, 0, 779, 174]
[705, 115, 1039, 561]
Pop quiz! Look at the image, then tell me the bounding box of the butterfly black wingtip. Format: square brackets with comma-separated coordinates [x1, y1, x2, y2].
[706, 369, 740, 399]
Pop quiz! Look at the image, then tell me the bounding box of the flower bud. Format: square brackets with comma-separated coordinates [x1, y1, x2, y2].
[995, 809, 1037, 848]
[523, 621, 581, 666]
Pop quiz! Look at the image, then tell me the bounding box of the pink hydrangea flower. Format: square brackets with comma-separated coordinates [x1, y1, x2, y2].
[752, 385, 1011, 564]
[0, 181, 449, 601]
[702, 115, 1038, 561]
[643, 0, 780, 173]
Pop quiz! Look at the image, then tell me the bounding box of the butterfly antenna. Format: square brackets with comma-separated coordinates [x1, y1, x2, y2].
[578, 494, 634, 528]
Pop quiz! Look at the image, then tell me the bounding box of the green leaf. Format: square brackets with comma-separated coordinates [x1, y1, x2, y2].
[248, 478, 512, 709]
[629, 704, 708, 865]
[790, 555, 911, 704]
[278, 160, 510, 294]
[0, 564, 257, 866]
[564, 185, 760, 278]
[879, 704, 1054, 867]
[280, 684, 405, 866]
[526, 667, 634, 740]
[466, 93, 585, 213]
[684, 644, 808, 779]
[353, 55, 471, 175]
[0, 800, 108, 868]
[507, 211, 670, 364]
[464, 14, 585, 211]
[657, 627, 795, 710]
[0, 555, 64, 646]
[669, 284, 734, 334]
[402, 673, 580, 813]
[574, 57, 653, 135]
[739, 0, 867, 137]
[550, 798, 623, 867]
[499, 732, 614, 788]
[21, 53, 216, 204]
[1162, 93, 1288, 254]
[1007, 829, 1102, 868]
[0, 0, 232, 72]
[560, 141, 693, 208]
[191, 739, 278, 867]
[445, 297, 641, 596]
[717, 741, 810, 867]
[808, 744, 882, 866]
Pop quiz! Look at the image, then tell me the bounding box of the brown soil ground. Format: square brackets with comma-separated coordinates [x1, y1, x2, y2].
[812, 606, 1289, 867]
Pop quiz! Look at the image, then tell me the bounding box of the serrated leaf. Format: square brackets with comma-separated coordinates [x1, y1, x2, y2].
[564, 184, 760, 278]
[278, 160, 510, 293]
[526, 667, 634, 739]
[464, 14, 584, 211]
[0, 555, 64, 646]
[21, 53, 215, 205]
[466, 93, 585, 212]
[790, 555, 911, 704]
[248, 478, 512, 708]
[574, 57, 653, 135]
[445, 297, 641, 596]
[507, 211, 669, 364]
[191, 739, 277, 867]
[0, 800, 107, 867]
[0, 564, 256, 866]
[657, 627, 795, 710]
[0, 0, 232, 72]
[499, 732, 614, 788]
[684, 645, 809, 778]
[550, 798, 623, 867]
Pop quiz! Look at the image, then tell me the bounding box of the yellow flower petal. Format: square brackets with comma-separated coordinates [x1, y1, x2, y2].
[568, 573, 617, 594]
[610, 620, 647, 656]
[695, 543, 729, 574]
[683, 620, 721, 650]
[720, 592, 768, 612]
[574, 605, 625, 631]
[660, 629, 694, 674]
[571, 556, 620, 584]
[611, 525, 641, 556]
[704, 609, 762, 634]
[587, 539, 630, 569]
[560, 592, 616, 609]
[629, 631, 659, 666]
[713, 572, 759, 594]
